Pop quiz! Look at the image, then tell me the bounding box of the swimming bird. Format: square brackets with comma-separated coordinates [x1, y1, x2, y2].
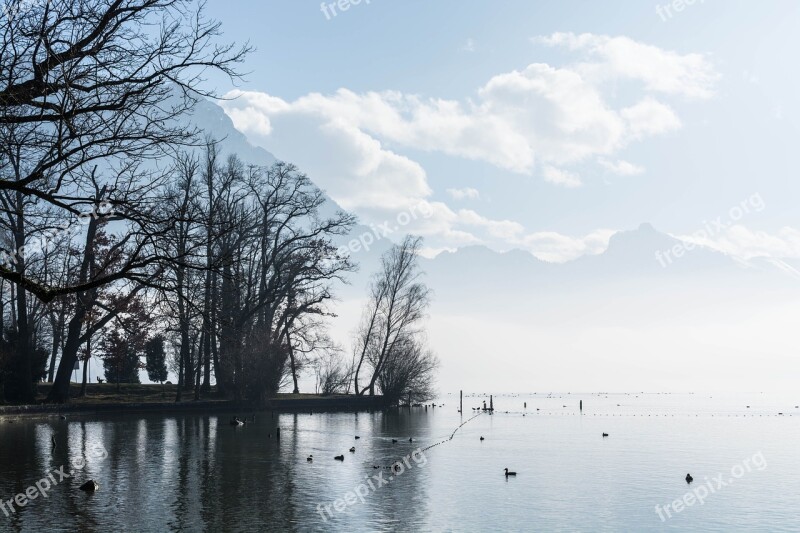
[307, 455, 313, 462]
[59, 415, 67, 420]
[79, 480, 99, 492]
[602, 433, 609, 437]
[334, 455, 344, 461]
[355, 436, 360, 439]
[230, 416, 245, 426]
[392, 439, 398, 443]
[349, 447, 356, 453]
[480, 436, 485, 441]
[408, 437, 413, 443]
[685, 473, 693, 484]
[504, 468, 517, 477]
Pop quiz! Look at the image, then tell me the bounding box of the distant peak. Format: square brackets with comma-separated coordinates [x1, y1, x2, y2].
[637, 222, 657, 233]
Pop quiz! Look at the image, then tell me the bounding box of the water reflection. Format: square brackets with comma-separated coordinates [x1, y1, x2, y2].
[3, 395, 799, 531]
[0, 409, 433, 531]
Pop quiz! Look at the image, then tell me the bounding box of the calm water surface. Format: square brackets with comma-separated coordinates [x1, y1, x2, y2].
[2, 393, 800, 532]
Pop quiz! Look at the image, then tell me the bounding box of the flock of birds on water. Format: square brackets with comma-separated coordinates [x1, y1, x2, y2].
[224, 409, 530, 477]
[25, 393, 780, 494]
[226, 406, 550, 479]
[225, 395, 774, 484]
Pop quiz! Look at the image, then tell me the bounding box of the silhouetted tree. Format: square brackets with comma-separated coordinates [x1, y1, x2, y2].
[1, 0, 248, 403]
[145, 335, 168, 384]
[353, 236, 437, 403]
[99, 295, 150, 390]
[101, 329, 142, 387]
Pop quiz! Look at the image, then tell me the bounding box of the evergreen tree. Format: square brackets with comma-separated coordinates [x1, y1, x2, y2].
[101, 329, 142, 387]
[145, 335, 168, 384]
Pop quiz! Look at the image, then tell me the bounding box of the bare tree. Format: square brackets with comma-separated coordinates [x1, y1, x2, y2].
[352, 235, 437, 403]
[377, 335, 438, 404]
[313, 348, 352, 396]
[0, 0, 249, 300]
[0, 0, 248, 402]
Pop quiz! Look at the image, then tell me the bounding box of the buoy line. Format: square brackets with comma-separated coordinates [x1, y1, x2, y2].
[420, 412, 483, 453]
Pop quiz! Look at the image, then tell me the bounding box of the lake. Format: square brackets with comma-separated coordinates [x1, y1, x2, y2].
[2, 393, 799, 532]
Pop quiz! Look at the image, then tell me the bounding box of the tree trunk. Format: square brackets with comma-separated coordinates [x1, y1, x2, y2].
[13, 191, 35, 403]
[47, 312, 63, 383]
[175, 341, 184, 403]
[287, 330, 299, 394]
[46, 212, 100, 404]
[183, 337, 194, 390]
[78, 326, 91, 397]
[47, 307, 88, 403]
[194, 330, 204, 400]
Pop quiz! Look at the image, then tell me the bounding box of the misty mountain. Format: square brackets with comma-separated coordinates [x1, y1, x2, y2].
[422, 222, 800, 318]
[201, 96, 800, 393]
[187, 97, 392, 284]
[197, 95, 799, 314]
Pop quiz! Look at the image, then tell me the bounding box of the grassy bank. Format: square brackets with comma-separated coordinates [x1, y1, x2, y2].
[31, 382, 203, 404]
[0, 384, 387, 419]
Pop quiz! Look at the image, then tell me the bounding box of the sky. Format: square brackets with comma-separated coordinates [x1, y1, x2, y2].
[203, 0, 800, 263]
[187, 1, 800, 393]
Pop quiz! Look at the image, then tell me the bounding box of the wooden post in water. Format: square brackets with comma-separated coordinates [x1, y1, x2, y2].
[460, 390, 463, 414]
[580, 400, 583, 413]
[276, 427, 281, 440]
[490, 395, 493, 411]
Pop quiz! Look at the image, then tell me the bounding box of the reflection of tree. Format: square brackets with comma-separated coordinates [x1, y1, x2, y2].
[367, 409, 433, 530]
[0, 411, 440, 530]
[0, 422, 44, 532]
[69, 420, 100, 532]
[198, 414, 299, 530]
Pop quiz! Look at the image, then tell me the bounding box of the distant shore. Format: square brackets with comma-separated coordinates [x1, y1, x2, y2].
[0, 383, 387, 420]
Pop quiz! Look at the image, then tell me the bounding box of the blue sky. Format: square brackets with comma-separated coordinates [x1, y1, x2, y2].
[206, 0, 800, 261]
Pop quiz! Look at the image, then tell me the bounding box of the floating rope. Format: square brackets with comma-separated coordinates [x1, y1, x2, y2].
[420, 412, 483, 453]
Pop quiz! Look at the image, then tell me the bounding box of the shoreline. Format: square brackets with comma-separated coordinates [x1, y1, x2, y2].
[0, 393, 388, 421]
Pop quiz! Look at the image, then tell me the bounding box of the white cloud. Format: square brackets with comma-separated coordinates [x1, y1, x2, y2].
[224, 33, 714, 190]
[537, 32, 719, 99]
[457, 209, 525, 240]
[220, 33, 717, 258]
[446, 187, 480, 200]
[598, 158, 645, 176]
[543, 166, 582, 188]
[621, 97, 682, 139]
[678, 225, 800, 260]
[519, 229, 616, 263]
